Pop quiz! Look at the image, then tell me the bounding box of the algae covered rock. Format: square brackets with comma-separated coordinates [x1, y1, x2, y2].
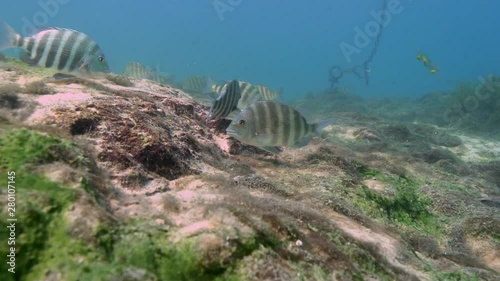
[0, 65, 499, 281]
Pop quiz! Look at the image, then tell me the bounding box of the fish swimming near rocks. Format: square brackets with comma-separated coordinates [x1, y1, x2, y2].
[209, 80, 263, 110]
[182, 75, 210, 93]
[208, 80, 280, 110]
[207, 79, 241, 122]
[0, 19, 109, 73]
[124, 61, 173, 84]
[226, 101, 333, 153]
[124, 61, 152, 79]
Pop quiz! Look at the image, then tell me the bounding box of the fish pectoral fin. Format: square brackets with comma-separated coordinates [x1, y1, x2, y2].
[259, 146, 281, 154]
[207, 92, 219, 101]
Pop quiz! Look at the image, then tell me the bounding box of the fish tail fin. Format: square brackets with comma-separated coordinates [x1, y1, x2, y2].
[202, 77, 215, 95]
[314, 118, 335, 135]
[275, 87, 284, 100]
[0, 20, 20, 51]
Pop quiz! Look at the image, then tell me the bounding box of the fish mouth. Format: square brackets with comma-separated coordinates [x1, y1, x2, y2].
[225, 129, 238, 137]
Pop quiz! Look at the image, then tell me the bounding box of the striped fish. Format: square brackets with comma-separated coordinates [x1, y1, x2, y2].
[226, 101, 333, 153]
[236, 81, 264, 109]
[0, 20, 109, 73]
[207, 80, 241, 122]
[211, 80, 263, 110]
[255, 85, 281, 101]
[124, 61, 173, 84]
[182, 75, 209, 93]
[124, 62, 151, 79]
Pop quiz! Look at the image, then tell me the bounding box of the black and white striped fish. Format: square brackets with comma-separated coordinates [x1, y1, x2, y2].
[124, 61, 173, 84]
[255, 85, 281, 101]
[236, 81, 265, 109]
[124, 62, 152, 79]
[210, 80, 263, 110]
[207, 80, 241, 122]
[182, 75, 210, 93]
[226, 101, 333, 153]
[0, 20, 109, 73]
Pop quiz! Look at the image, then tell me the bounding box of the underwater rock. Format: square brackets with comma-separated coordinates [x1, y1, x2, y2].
[381, 124, 413, 143]
[23, 80, 55, 95]
[352, 127, 381, 142]
[1, 66, 500, 281]
[105, 73, 134, 87]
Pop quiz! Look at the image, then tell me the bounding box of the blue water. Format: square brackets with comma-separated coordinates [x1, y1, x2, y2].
[2, 0, 500, 101]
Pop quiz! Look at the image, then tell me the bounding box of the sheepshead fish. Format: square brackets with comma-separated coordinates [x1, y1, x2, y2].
[226, 101, 333, 153]
[0, 19, 109, 73]
[207, 80, 241, 122]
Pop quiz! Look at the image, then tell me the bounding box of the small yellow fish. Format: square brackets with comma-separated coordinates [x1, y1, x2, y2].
[416, 54, 430, 64]
[417, 50, 438, 74]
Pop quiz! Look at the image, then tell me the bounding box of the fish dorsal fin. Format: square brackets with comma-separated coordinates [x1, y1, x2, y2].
[202, 76, 216, 96]
[37, 26, 79, 33]
[216, 83, 228, 100]
[275, 87, 284, 100]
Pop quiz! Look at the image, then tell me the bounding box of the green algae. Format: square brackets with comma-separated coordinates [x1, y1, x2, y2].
[0, 128, 88, 171]
[0, 128, 94, 281]
[1, 56, 58, 76]
[0, 127, 251, 280]
[326, 231, 393, 281]
[434, 271, 480, 281]
[353, 166, 440, 235]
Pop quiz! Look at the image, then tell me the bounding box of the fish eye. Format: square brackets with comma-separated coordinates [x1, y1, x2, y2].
[238, 119, 245, 125]
[98, 56, 104, 62]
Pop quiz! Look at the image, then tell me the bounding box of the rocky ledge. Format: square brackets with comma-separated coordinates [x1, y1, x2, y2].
[0, 59, 499, 281]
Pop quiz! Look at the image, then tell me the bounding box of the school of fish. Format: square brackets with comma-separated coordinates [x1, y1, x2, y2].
[0, 18, 332, 153]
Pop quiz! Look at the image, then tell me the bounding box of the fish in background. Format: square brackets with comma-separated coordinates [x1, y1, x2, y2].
[209, 80, 263, 110]
[226, 101, 333, 153]
[0, 19, 109, 73]
[416, 50, 438, 74]
[124, 61, 152, 79]
[124, 61, 173, 84]
[207, 79, 241, 122]
[207, 80, 280, 110]
[255, 85, 282, 101]
[237, 81, 265, 109]
[182, 75, 210, 93]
